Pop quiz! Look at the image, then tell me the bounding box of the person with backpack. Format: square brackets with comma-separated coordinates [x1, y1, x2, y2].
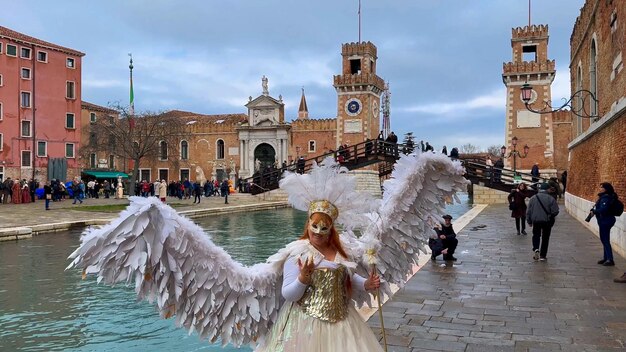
[526, 183, 559, 261]
[590, 182, 623, 267]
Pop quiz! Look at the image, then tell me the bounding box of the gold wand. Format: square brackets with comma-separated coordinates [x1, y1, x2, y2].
[372, 263, 388, 352]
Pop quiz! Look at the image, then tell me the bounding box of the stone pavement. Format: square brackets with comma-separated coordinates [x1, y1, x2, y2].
[0, 194, 287, 235]
[369, 204, 626, 352]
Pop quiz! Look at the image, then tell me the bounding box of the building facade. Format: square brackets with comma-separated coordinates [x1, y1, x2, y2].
[120, 41, 385, 184]
[0, 26, 84, 183]
[565, 0, 626, 257]
[502, 24, 572, 175]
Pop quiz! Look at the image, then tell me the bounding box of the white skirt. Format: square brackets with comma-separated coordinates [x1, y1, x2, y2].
[256, 302, 383, 352]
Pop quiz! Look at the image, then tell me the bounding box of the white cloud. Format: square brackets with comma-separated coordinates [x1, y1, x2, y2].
[398, 88, 505, 116]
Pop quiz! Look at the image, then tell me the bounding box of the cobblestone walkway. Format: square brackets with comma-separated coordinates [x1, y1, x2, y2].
[369, 204, 626, 352]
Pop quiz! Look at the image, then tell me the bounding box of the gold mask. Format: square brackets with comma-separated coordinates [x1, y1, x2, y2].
[309, 219, 331, 236]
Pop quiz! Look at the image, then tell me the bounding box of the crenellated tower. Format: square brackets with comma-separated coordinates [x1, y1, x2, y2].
[502, 24, 557, 172]
[333, 42, 385, 147]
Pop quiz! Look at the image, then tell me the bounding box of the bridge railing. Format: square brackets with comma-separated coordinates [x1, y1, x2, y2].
[243, 140, 405, 195]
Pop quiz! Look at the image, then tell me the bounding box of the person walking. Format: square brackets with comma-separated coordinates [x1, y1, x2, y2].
[441, 145, 448, 156]
[547, 177, 561, 200]
[531, 162, 540, 185]
[526, 183, 559, 261]
[103, 180, 111, 199]
[508, 183, 532, 235]
[560, 170, 568, 194]
[158, 180, 168, 203]
[192, 180, 202, 204]
[591, 182, 619, 266]
[44, 181, 52, 210]
[220, 179, 230, 204]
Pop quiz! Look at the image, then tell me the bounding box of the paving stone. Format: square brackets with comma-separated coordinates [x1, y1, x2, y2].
[367, 204, 626, 351]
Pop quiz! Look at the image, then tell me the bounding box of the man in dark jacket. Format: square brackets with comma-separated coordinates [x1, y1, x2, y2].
[430, 214, 458, 261]
[527, 183, 559, 261]
[220, 180, 230, 204]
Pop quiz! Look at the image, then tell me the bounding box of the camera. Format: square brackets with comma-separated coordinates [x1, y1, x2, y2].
[585, 209, 594, 222]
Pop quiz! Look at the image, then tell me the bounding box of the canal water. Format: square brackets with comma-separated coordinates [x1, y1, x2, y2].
[0, 195, 470, 352]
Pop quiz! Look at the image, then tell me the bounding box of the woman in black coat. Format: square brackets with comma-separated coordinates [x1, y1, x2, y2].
[592, 182, 619, 266]
[508, 183, 533, 235]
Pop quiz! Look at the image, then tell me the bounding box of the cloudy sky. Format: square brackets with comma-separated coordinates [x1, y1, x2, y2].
[3, 0, 585, 150]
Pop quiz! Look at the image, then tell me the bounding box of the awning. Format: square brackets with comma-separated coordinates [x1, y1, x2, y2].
[82, 170, 130, 179]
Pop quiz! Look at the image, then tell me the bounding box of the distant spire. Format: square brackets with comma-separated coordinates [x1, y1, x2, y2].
[298, 87, 309, 119]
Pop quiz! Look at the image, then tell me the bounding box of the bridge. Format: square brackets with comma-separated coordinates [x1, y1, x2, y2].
[243, 141, 548, 195]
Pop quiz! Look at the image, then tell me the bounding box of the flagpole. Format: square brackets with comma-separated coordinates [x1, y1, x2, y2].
[129, 53, 134, 116]
[358, 0, 361, 42]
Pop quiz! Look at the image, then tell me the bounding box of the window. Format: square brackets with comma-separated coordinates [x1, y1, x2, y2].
[611, 10, 618, 33]
[109, 155, 115, 169]
[66, 81, 75, 99]
[180, 169, 190, 181]
[37, 141, 47, 157]
[21, 120, 31, 137]
[139, 169, 151, 182]
[37, 51, 47, 62]
[308, 140, 316, 152]
[350, 58, 361, 74]
[0, 102, 3, 120]
[158, 169, 169, 182]
[6, 44, 17, 57]
[90, 112, 97, 123]
[0, 133, 3, 151]
[0, 74, 3, 86]
[159, 141, 168, 160]
[20, 47, 31, 59]
[0, 42, 2, 54]
[522, 45, 538, 62]
[66, 113, 75, 129]
[65, 143, 75, 158]
[66, 57, 75, 68]
[612, 52, 623, 81]
[21, 68, 31, 79]
[590, 39, 598, 119]
[21, 92, 31, 108]
[180, 140, 189, 160]
[21, 150, 31, 167]
[90, 153, 97, 168]
[216, 139, 225, 159]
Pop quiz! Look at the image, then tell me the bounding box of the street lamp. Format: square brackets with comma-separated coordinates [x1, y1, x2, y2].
[521, 83, 599, 118]
[501, 136, 529, 177]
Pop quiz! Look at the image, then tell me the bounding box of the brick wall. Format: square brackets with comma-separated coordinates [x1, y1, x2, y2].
[472, 184, 510, 205]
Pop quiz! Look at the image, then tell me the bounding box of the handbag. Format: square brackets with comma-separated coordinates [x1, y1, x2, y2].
[509, 202, 517, 211]
[46, 194, 52, 200]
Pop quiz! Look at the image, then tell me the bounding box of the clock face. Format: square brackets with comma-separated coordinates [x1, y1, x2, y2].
[345, 98, 362, 116]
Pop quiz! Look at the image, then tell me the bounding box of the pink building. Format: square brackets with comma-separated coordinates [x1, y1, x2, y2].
[0, 26, 84, 183]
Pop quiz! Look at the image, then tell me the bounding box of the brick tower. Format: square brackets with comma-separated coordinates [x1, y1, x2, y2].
[502, 25, 557, 174]
[333, 42, 385, 147]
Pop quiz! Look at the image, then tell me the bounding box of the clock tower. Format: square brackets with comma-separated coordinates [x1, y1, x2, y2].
[502, 25, 557, 173]
[334, 42, 385, 147]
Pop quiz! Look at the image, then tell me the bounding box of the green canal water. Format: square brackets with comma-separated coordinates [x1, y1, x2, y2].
[0, 196, 470, 352]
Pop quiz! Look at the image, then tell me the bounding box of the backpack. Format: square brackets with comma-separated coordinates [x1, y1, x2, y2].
[610, 198, 624, 217]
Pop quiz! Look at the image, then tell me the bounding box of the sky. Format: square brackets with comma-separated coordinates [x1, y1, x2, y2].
[2, 0, 586, 150]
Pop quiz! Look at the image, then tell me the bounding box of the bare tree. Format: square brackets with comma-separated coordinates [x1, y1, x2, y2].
[486, 144, 502, 157]
[82, 105, 186, 196]
[460, 143, 479, 154]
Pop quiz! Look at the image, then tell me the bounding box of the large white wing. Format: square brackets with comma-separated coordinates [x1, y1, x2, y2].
[346, 152, 468, 302]
[67, 196, 295, 348]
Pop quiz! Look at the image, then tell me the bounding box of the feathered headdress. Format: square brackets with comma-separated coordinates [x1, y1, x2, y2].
[279, 157, 379, 229]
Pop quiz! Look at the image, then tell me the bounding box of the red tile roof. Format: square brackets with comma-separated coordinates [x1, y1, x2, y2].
[81, 101, 118, 114]
[0, 26, 85, 57]
[162, 110, 247, 124]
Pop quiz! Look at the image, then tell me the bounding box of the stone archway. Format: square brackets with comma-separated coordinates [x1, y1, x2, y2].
[254, 143, 276, 171]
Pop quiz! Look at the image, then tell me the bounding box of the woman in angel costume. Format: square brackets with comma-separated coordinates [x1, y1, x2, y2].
[68, 153, 467, 351]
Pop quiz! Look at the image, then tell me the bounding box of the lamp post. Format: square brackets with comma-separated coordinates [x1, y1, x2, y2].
[501, 136, 529, 178]
[521, 83, 599, 118]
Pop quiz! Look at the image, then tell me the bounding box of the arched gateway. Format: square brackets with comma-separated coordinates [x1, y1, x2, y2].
[254, 143, 276, 171]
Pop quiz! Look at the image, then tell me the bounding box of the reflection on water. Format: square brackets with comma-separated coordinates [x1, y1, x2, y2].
[0, 195, 470, 351]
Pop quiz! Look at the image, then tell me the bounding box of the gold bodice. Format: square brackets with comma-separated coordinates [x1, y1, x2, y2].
[297, 265, 349, 323]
